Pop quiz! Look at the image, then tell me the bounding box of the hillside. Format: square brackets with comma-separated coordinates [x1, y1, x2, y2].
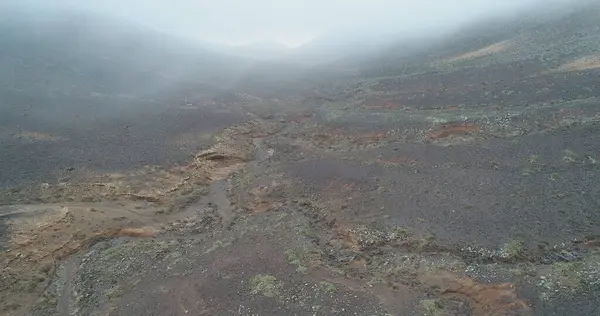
[0, 8, 257, 188]
[0, 10, 252, 95]
[358, 0, 600, 77]
[317, 1, 600, 118]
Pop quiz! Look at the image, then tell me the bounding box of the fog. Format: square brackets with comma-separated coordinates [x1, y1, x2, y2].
[4, 0, 571, 48]
[1, 0, 592, 104]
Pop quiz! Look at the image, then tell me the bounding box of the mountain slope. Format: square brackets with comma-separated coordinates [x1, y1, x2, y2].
[0, 9, 248, 98]
[0, 8, 255, 188]
[357, 0, 600, 77]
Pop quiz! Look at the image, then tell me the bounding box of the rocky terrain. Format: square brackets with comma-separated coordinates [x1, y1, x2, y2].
[2, 1, 600, 316]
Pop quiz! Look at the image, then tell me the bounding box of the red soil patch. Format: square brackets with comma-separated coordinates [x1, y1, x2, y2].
[246, 185, 283, 213]
[422, 272, 531, 316]
[428, 123, 481, 140]
[117, 227, 157, 238]
[332, 226, 362, 252]
[347, 258, 369, 274]
[582, 236, 600, 248]
[325, 218, 530, 315]
[552, 54, 600, 72]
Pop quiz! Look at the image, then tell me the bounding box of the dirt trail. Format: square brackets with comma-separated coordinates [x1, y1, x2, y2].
[56, 256, 77, 316]
[207, 180, 235, 226]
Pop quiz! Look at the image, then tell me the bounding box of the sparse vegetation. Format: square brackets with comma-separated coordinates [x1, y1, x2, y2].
[563, 150, 579, 163]
[319, 281, 337, 294]
[204, 239, 233, 254]
[538, 253, 600, 301]
[529, 154, 540, 164]
[390, 227, 409, 240]
[249, 274, 284, 298]
[420, 234, 436, 249]
[421, 299, 444, 316]
[104, 285, 124, 299]
[586, 155, 597, 164]
[284, 248, 308, 274]
[500, 239, 525, 260]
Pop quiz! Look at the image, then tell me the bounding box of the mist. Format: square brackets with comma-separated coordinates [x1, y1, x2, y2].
[4, 0, 565, 48]
[1, 0, 593, 116]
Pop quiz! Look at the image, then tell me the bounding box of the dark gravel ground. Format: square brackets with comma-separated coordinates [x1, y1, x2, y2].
[287, 115, 600, 250]
[0, 99, 247, 188]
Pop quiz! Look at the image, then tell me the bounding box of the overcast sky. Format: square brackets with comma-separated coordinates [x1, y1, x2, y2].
[9, 0, 557, 46]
